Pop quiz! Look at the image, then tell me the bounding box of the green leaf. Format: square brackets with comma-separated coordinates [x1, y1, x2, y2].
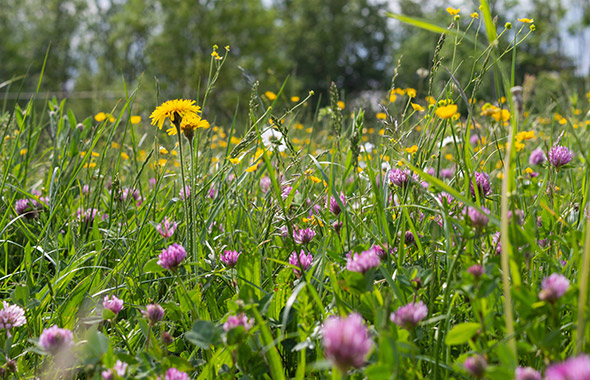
[185, 320, 221, 350]
[445, 322, 481, 346]
[143, 258, 164, 273]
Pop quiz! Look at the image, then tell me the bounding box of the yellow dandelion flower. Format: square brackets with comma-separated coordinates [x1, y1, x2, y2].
[435, 104, 458, 119]
[446, 7, 460, 16]
[265, 91, 277, 101]
[130, 115, 141, 124]
[291, 96, 300, 102]
[518, 18, 534, 23]
[405, 145, 418, 154]
[94, 112, 107, 122]
[471, 12, 479, 18]
[411, 103, 425, 112]
[337, 100, 345, 110]
[376, 112, 387, 120]
[150, 99, 200, 130]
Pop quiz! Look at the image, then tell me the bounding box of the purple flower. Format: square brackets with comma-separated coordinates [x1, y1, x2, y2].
[156, 216, 178, 239]
[289, 250, 313, 277]
[220, 250, 241, 268]
[208, 186, 217, 200]
[322, 313, 373, 372]
[142, 304, 164, 325]
[467, 207, 490, 229]
[39, 325, 74, 355]
[179, 185, 191, 201]
[77, 208, 100, 226]
[149, 177, 157, 189]
[346, 250, 380, 274]
[158, 243, 187, 271]
[293, 227, 315, 245]
[103, 295, 124, 316]
[113, 360, 127, 377]
[82, 185, 90, 195]
[548, 145, 573, 168]
[328, 192, 347, 216]
[164, 367, 190, 380]
[389, 168, 411, 187]
[508, 209, 524, 225]
[464, 355, 487, 378]
[470, 171, 491, 198]
[539, 273, 570, 303]
[470, 134, 481, 146]
[467, 264, 484, 279]
[390, 301, 428, 330]
[544, 355, 590, 380]
[438, 192, 454, 206]
[372, 245, 389, 260]
[515, 366, 541, 380]
[529, 149, 546, 166]
[333, 221, 343, 234]
[260, 176, 271, 193]
[0, 301, 26, 337]
[120, 187, 141, 203]
[223, 313, 253, 332]
[404, 230, 416, 245]
[440, 168, 454, 179]
[101, 370, 113, 380]
[492, 231, 502, 255]
[281, 185, 298, 200]
[15, 199, 40, 218]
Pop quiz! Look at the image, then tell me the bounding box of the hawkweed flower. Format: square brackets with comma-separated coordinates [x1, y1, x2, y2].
[529, 149, 546, 166]
[539, 273, 570, 303]
[390, 301, 428, 330]
[515, 367, 541, 380]
[328, 192, 347, 216]
[467, 207, 490, 229]
[156, 216, 178, 239]
[179, 185, 191, 201]
[223, 313, 253, 332]
[293, 227, 315, 245]
[322, 313, 372, 373]
[39, 326, 74, 355]
[389, 168, 411, 187]
[470, 171, 491, 198]
[220, 250, 241, 268]
[164, 367, 190, 380]
[289, 250, 313, 277]
[548, 145, 573, 168]
[544, 354, 590, 380]
[149, 99, 200, 131]
[464, 355, 487, 378]
[103, 295, 124, 316]
[0, 301, 26, 337]
[158, 243, 187, 271]
[143, 304, 164, 325]
[346, 250, 380, 274]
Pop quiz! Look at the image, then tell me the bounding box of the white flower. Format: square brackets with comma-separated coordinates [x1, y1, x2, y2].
[261, 128, 287, 152]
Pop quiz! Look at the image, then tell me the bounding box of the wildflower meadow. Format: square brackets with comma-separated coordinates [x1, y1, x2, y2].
[1, 2, 590, 379]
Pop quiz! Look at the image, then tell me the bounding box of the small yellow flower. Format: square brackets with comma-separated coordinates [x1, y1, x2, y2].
[229, 157, 241, 164]
[20, 148, 27, 155]
[445, 153, 454, 161]
[130, 115, 141, 124]
[471, 12, 479, 18]
[378, 129, 385, 136]
[337, 101, 345, 110]
[435, 104, 458, 119]
[246, 163, 259, 172]
[94, 112, 107, 122]
[150, 99, 200, 130]
[518, 18, 534, 23]
[406, 88, 417, 98]
[265, 91, 277, 101]
[91, 152, 100, 157]
[389, 93, 397, 103]
[83, 162, 96, 169]
[516, 130, 535, 141]
[446, 7, 460, 16]
[497, 172, 504, 179]
[525, 167, 533, 174]
[405, 145, 418, 154]
[109, 116, 116, 123]
[376, 112, 387, 120]
[111, 142, 121, 149]
[291, 96, 300, 102]
[425, 96, 436, 105]
[121, 152, 130, 160]
[158, 158, 167, 167]
[159, 147, 169, 155]
[309, 175, 322, 183]
[411, 103, 425, 112]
